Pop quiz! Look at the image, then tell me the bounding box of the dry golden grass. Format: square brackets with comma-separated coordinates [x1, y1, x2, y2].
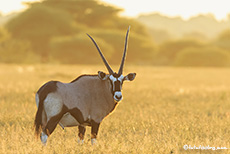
[1, 64, 230, 154]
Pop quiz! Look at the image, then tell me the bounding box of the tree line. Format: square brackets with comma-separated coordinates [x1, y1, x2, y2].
[0, 0, 230, 67]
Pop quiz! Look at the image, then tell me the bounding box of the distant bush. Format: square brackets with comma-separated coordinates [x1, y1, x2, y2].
[156, 39, 204, 65]
[0, 39, 40, 63]
[50, 33, 114, 64]
[174, 47, 230, 67]
[0, 27, 10, 42]
[5, 0, 155, 64]
[6, 4, 78, 61]
[91, 29, 156, 64]
[218, 29, 230, 41]
[50, 29, 156, 65]
[215, 29, 230, 51]
[0, 27, 39, 63]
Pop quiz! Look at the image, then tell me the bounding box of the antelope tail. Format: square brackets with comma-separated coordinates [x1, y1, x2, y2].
[34, 93, 44, 137]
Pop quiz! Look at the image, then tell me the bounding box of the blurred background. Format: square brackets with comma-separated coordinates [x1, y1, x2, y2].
[0, 0, 230, 67]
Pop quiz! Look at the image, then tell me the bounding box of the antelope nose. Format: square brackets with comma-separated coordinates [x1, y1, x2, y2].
[114, 91, 122, 101]
[115, 95, 122, 99]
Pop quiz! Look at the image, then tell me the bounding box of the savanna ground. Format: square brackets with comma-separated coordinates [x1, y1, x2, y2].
[0, 64, 230, 154]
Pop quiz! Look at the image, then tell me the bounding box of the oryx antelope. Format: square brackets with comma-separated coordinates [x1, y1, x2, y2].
[34, 27, 136, 145]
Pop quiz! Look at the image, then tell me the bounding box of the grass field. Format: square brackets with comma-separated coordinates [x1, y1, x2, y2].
[0, 64, 230, 154]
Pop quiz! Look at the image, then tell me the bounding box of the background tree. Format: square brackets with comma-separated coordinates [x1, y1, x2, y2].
[215, 29, 230, 51]
[174, 47, 230, 67]
[155, 39, 204, 65]
[0, 27, 38, 63]
[6, 4, 77, 61]
[6, 0, 156, 64]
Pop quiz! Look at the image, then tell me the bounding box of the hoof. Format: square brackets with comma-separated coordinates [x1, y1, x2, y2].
[91, 138, 97, 145]
[41, 132, 48, 146]
[77, 138, 84, 145]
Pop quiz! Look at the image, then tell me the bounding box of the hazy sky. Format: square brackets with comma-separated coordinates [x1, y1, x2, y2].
[0, 0, 230, 20]
[102, 0, 230, 20]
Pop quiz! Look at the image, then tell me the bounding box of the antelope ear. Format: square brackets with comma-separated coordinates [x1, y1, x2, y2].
[124, 73, 136, 81]
[98, 71, 109, 80]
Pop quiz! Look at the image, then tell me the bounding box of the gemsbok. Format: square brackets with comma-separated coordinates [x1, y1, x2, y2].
[34, 26, 136, 145]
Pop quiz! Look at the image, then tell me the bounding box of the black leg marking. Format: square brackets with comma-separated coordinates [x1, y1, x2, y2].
[44, 105, 68, 136]
[44, 114, 63, 136]
[68, 108, 84, 124]
[91, 120, 100, 139]
[78, 126, 86, 140]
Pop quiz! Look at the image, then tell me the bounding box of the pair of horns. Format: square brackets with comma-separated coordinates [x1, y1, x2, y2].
[87, 26, 130, 75]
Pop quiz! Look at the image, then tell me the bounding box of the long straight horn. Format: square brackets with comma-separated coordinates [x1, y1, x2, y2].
[118, 26, 130, 75]
[87, 34, 114, 74]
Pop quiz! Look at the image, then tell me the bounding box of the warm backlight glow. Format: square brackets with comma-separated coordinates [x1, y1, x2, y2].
[0, 0, 38, 15]
[0, 0, 229, 20]
[102, 0, 230, 20]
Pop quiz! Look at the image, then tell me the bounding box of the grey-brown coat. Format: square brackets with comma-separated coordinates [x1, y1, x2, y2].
[34, 27, 136, 145]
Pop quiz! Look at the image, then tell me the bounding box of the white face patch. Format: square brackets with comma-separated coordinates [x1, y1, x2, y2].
[109, 74, 124, 82]
[118, 75, 124, 82]
[114, 91, 122, 101]
[109, 75, 117, 82]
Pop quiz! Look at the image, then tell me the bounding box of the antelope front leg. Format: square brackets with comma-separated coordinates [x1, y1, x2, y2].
[78, 126, 86, 144]
[91, 120, 100, 145]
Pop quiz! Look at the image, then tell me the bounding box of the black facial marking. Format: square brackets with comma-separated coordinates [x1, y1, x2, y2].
[109, 79, 114, 95]
[109, 73, 124, 96]
[113, 72, 120, 78]
[114, 80, 121, 92]
[35, 81, 58, 136]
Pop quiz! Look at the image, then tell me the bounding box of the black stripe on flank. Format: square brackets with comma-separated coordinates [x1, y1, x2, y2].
[68, 107, 85, 124]
[70, 74, 98, 83]
[35, 81, 58, 136]
[44, 105, 68, 136]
